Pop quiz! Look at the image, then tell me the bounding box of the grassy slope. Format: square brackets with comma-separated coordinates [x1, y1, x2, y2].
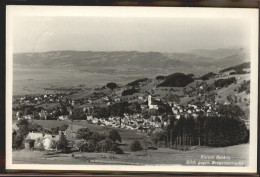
[13, 143, 249, 165]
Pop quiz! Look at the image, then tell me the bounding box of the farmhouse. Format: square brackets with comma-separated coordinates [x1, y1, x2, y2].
[26, 132, 52, 140]
[87, 115, 93, 121]
[25, 132, 54, 150]
[59, 124, 85, 141]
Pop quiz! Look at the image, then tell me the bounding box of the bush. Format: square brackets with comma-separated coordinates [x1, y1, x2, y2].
[96, 138, 113, 152]
[57, 133, 68, 152]
[76, 128, 92, 140]
[130, 140, 143, 151]
[109, 129, 121, 143]
[112, 144, 124, 154]
[82, 139, 96, 152]
[51, 126, 60, 135]
[106, 82, 118, 90]
[12, 133, 24, 150]
[90, 132, 106, 143]
[75, 139, 85, 152]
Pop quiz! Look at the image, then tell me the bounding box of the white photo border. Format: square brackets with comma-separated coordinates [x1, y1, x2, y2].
[6, 5, 259, 173]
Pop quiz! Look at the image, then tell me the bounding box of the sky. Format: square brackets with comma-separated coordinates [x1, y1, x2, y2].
[13, 16, 250, 53]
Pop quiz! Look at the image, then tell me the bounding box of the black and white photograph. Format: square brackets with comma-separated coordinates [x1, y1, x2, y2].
[6, 6, 258, 173]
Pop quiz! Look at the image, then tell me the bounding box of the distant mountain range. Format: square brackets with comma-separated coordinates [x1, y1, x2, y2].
[14, 47, 250, 75]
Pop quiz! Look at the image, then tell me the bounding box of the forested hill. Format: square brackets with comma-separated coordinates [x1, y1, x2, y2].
[158, 73, 194, 87]
[220, 62, 250, 73]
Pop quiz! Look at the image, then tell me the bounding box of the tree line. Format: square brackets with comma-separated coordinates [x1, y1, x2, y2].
[151, 113, 248, 148]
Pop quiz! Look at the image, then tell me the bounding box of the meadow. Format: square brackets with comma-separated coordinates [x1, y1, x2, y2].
[13, 144, 249, 166]
[12, 119, 249, 166]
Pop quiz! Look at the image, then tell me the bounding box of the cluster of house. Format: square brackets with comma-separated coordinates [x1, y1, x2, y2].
[14, 93, 77, 121]
[22, 124, 85, 150]
[13, 90, 250, 151]
[14, 93, 66, 105]
[170, 102, 217, 119]
[88, 113, 169, 132]
[14, 83, 249, 138]
[75, 95, 221, 132]
[15, 92, 222, 132]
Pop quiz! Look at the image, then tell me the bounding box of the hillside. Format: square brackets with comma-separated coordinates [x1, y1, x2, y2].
[199, 72, 217, 80]
[189, 47, 249, 60]
[220, 62, 250, 73]
[14, 47, 249, 74]
[213, 54, 249, 68]
[13, 48, 250, 95]
[14, 51, 187, 70]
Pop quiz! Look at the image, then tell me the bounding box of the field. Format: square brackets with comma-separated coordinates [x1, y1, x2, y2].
[13, 144, 249, 166]
[13, 68, 142, 96]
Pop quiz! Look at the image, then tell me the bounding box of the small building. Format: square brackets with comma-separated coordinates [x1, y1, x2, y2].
[172, 108, 179, 115]
[87, 115, 93, 121]
[26, 132, 52, 140]
[175, 114, 181, 119]
[24, 115, 32, 120]
[59, 125, 85, 141]
[58, 115, 69, 121]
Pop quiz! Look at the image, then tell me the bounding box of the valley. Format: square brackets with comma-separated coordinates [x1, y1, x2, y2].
[12, 47, 251, 165]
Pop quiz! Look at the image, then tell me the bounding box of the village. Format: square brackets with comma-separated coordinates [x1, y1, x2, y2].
[12, 66, 250, 155]
[13, 91, 221, 132]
